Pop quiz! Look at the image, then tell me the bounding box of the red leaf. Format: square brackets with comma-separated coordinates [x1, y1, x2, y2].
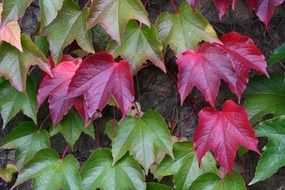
[177, 43, 237, 107]
[193, 100, 259, 172]
[254, 0, 284, 27]
[214, 0, 235, 20]
[177, 32, 268, 106]
[37, 55, 84, 125]
[219, 32, 268, 99]
[68, 52, 134, 119]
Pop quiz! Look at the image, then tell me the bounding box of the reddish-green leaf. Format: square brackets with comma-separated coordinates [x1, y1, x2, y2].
[0, 3, 22, 51]
[69, 52, 134, 120]
[87, 0, 150, 45]
[107, 21, 165, 74]
[44, 0, 94, 64]
[193, 100, 259, 172]
[0, 34, 52, 92]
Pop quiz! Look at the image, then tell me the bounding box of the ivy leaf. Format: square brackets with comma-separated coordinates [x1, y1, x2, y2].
[37, 55, 86, 125]
[250, 116, 285, 184]
[13, 149, 82, 190]
[244, 75, 285, 123]
[155, 2, 218, 55]
[1, 122, 50, 168]
[1, 0, 33, 23]
[0, 3, 22, 51]
[0, 79, 37, 127]
[87, 0, 150, 45]
[147, 182, 173, 190]
[189, 172, 246, 190]
[254, 0, 285, 27]
[0, 164, 17, 182]
[50, 109, 94, 148]
[219, 32, 268, 99]
[39, 0, 64, 29]
[193, 100, 259, 173]
[268, 42, 285, 65]
[155, 141, 216, 190]
[111, 110, 173, 172]
[44, 0, 94, 64]
[0, 34, 52, 92]
[68, 52, 134, 120]
[108, 21, 165, 74]
[177, 43, 237, 107]
[81, 148, 146, 190]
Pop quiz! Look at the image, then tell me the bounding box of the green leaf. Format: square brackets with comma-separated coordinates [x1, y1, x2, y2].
[104, 119, 117, 141]
[112, 110, 173, 173]
[34, 36, 49, 56]
[1, 121, 50, 168]
[243, 75, 285, 123]
[147, 182, 173, 190]
[0, 79, 37, 126]
[39, 0, 64, 29]
[189, 172, 246, 190]
[92, 24, 111, 51]
[155, 141, 216, 190]
[268, 42, 285, 65]
[0, 164, 17, 182]
[50, 109, 94, 148]
[0, 34, 52, 92]
[250, 116, 285, 184]
[155, 2, 218, 55]
[44, 0, 94, 64]
[87, 0, 150, 45]
[13, 148, 82, 190]
[107, 21, 165, 74]
[1, 0, 33, 23]
[81, 148, 146, 190]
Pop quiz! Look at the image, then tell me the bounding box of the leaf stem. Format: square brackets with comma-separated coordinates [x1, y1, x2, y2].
[144, 0, 149, 7]
[170, 0, 178, 15]
[134, 102, 141, 117]
[61, 144, 70, 160]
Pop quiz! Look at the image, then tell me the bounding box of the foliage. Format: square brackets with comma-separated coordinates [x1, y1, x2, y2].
[0, 0, 284, 189]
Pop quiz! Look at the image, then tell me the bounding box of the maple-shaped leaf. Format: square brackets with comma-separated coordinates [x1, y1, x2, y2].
[193, 100, 259, 172]
[0, 3, 22, 51]
[68, 52, 134, 119]
[250, 116, 285, 184]
[81, 148, 146, 190]
[219, 32, 268, 98]
[176, 43, 237, 107]
[111, 110, 173, 173]
[189, 172, 246, 190]
[155, 141, 216, 190]
[50, 109, 94, 148]
[244, 75, 285, 123]
[155, 2, 218, 55]
[39, 0, 64, 29]
[0, 79, 37, 127]
[0, 34, 51, 92]
[107, 21, 165, 74]
[13, 149, 82, 190]
[87, 0, 150, 45]
[43, 0, 94, 64]
[37, 55, 87, 125]
[1, 0, 32, 23]
[1, 122, 50, 169]
[254, 0, 285, 27]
